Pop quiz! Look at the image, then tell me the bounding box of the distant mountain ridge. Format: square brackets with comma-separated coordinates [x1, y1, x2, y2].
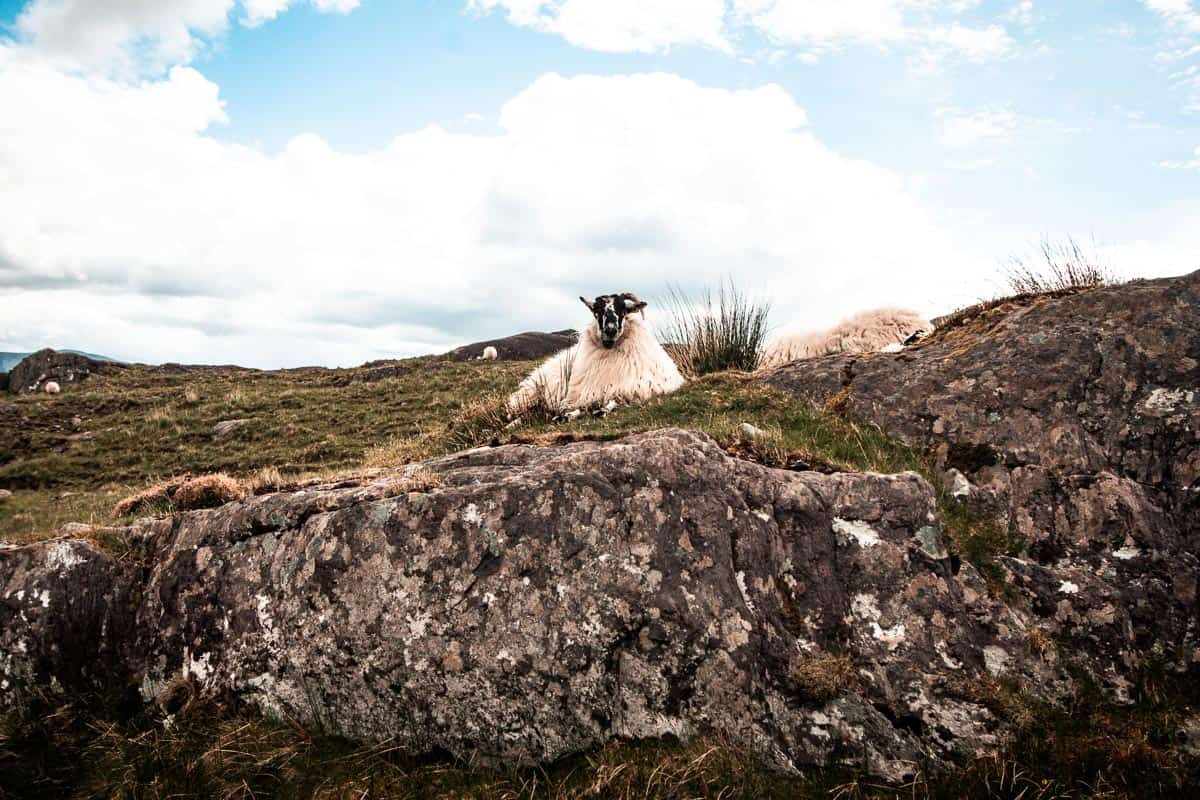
[0, 350, 117, 373]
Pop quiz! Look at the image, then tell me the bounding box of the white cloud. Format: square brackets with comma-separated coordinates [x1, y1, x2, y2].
[1008, 1, 1034, 27]
[467, 0, 731, 54]
[0, 51, 976, 367]
[1159, 145, 1200, 169]
[244, 0, 360, 28]
[15, 0, 234, 74]
[474, 0, 1015, 69]
[1143, 0, 1200, 33]
[935, 106, 1018, 148]
[913, 22, 1014, 73]
[731, 0, 909, 46]
[14, 0, 361, 74]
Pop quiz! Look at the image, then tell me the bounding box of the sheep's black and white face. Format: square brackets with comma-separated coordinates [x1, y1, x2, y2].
[580, 293, 648, 349]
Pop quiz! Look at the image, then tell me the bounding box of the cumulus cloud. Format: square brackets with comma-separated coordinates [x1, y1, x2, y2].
[474, 0, 1016, 68]
[13, 0, 361, 74]
[467, 0, 731, 53]
[0, 49, 979, 367]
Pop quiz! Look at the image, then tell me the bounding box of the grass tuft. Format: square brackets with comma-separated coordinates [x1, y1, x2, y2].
[789, 652, 856, 704]
[112, 473, 245, 518]
[659, 279, 772, 376]
[1003, 236, 1118, 296]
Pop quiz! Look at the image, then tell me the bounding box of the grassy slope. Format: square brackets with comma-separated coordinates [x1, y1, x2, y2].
[1, 359, 1196, 798]
[0, 358, 527, 543]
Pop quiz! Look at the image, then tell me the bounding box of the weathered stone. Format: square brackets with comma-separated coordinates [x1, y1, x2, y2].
[764, 271, 1200, 689]
[7, 349, 117, 395]
[444, 330, 578, 362]
[0, 538, 140, 698]
[0, 430, 1038, 780]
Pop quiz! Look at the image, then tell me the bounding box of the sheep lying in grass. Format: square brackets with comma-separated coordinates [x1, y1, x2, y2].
[43, 381, 61, 395]
[760, 307, 931, 369]
[507, 293, 685, 416]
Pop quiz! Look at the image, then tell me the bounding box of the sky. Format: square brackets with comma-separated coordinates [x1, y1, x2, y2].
[0, 1, 1198, 369]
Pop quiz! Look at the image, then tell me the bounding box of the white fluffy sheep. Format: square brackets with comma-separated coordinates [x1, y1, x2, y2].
[481, 346, 499, 361]
[760, 307, 932, 368]
[43, 381, 61, 395]
[508, 293, 685, 415]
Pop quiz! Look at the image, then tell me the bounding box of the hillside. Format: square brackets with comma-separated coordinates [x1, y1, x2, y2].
[0, 350, 116, 373]
[2, 272, 1200, 799]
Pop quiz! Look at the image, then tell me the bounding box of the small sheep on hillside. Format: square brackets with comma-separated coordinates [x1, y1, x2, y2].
[508, 293, 684, 416]
[481, 346, 499, 361]
[43, 381, 61, 395]
[760, 307, 931, 368]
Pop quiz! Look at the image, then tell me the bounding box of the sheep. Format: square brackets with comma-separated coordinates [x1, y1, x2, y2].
[43, 381, 61, 395]
[507, 293, 685, 416]
[481, 346, 499, 361]
[760, 307, 932, 369]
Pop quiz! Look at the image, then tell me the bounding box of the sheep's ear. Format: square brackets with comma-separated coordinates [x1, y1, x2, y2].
[626, 299, 648, 314]
[579, 296, 594, 311]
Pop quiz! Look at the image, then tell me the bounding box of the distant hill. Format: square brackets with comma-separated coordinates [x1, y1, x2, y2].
[0, 350, 117, 373]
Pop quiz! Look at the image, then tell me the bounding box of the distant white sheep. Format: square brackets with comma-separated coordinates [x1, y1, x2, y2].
[481, 346, 499, 361]
[43, 381, 61, 395]
[760, 307, 932, 368]
[507, 293, 685, 415]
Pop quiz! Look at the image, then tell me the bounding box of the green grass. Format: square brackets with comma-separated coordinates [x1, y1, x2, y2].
[0, 358, 527, 543]
[658, 280, 772, 375]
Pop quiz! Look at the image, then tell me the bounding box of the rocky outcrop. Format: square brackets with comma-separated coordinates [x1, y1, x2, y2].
[2, 430, 1044, 780]
[444, 329, 578, 362]
[765, 271, 1200, 695]
[7, 349, 117, 394]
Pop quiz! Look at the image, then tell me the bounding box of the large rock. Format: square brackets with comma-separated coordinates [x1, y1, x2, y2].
[444, 329, 578, 362]
[764, 271, 1200, 693]
[1, 430, 1038, 780]
[7, 349, 116, 394]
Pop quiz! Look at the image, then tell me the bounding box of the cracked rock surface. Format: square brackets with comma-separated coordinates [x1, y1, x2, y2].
[765, 270, 1200, 695]
[4, 430, 1032, 780]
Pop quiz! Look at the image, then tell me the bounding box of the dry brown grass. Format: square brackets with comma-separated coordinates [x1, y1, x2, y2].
[1003, 236, 1117, 296]
[111, 473, 245, 517]
[172, 473, 245, 510]
[823, 386, 852, 419]
[789, 652, 856, 704]
[110, 475, 193, 517]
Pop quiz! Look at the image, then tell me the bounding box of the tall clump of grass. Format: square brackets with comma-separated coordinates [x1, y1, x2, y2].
[1003, 236, 1117, 296]
[659, 279, 772, 376]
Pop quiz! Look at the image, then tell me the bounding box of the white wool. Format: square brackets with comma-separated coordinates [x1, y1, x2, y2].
[43, 381, 61, 395]
[481, 346, 499, 361]
[760, 307, 932, 369]
[508, 314, 684, 415]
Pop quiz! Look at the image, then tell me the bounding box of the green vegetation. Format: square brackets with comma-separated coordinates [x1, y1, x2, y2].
[658, 280, 772, 375]
[0, 358, 526, 543]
